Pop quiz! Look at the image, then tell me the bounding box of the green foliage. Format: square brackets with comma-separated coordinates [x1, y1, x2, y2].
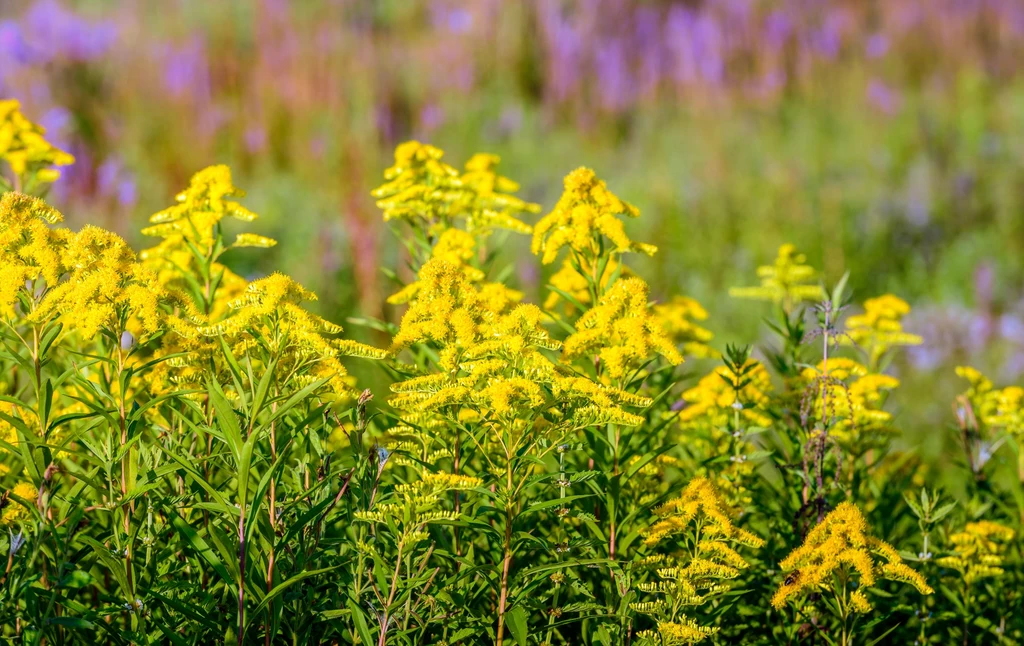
[0, 111, 1022, 645]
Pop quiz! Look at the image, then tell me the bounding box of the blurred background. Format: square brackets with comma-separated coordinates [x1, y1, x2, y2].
[2, 0, 1024, 456]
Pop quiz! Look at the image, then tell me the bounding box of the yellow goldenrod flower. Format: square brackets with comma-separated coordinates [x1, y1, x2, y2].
[679, 360, 773, 429]
[955, 367, 1024, 439]
[637, 618, 718, 645]
[841, 294, 922, 366]
[643, 477, 764, 549]
[142, 165, 260, 247]
[634, 478, 762, 644]
[1, 481, 37, 524]
[0, 99, 75, 186]
[25, 225, 167, 339]
[729, 243, 825, 309]
[563, 277, 683, 380]
[532, 167, 655, 265]
[653, 296, 718, 359]
[387, 229, 491, 305]
[936, 521, 1014, 585]
[372, 142, 538, 235]
[0, 192, 69, 316]
[460, 153, 540, 234]
[772, 502, 932, 611]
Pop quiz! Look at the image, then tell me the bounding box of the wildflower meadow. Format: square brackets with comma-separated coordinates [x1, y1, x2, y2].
[1, 92, 1023, 646]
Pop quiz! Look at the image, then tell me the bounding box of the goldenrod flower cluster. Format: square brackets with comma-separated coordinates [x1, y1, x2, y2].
[729, 243, 825, 308]
[355, 472, 483, 547]
[0, 192, 68, 316]
[1, 481, 37, 524]
[799, 358, 900, 449]
[841, 294, 923, 367]
[956, 366, 1024, 438]
[653, 297, 717, 359]
[635, 478, 763, 644]
[636, 618, 718, 645]
[679, 360, 773, 429]
[372, 141, 538, 235]
[772, 502, 933, 611]
[0, 99, 74, 188]
[1, 192, 165, 340]
[532, 167, 656, 265]
[563, 277, 683, 381]
[936, 521, 1015, 585]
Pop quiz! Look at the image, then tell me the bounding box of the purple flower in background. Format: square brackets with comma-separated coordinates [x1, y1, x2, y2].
[96, 157, 139, 207]
[865, 33, 889, 59]
[23, 0, 117, 63]
[245, 125, 267, 154]
[162, 36, 211, 100]
[419, 104, 445, 136]
[536, 3, 582, 103]
[38, 106, 72, 146]
[595, 38, 631, 112]
[763, 10, 793, 51]
[809, 12, 846, 60]
[666, 6, 725, 86]
[0, 20, 32, 67]
[634, 7, 663, 98]
[867, 78, 902, 114]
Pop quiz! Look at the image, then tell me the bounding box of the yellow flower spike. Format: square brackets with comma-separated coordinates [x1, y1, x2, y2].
[955, 367, 1024, 439]
[143, 165, 257, 247]
[0, 192, 69, 315]
[772, 502, 932, 611]
[1, 481, 38, 524]
[373, 142, 537, 235]
[232, 233, 278, 249]
[653, 296, 718, 359]
[644, 477, 764, 549]
[563, 277, 683, 381]
[26, 225, 167, 340]
[387, 229, 487, 305]
[460, 153, 540, 234]
[532, 167, 655, 265]
[0, 99, 75, 186]
[936, 521, 1015, 585]
[841, 294, 922, 366]
[679, 360, 773, 429]
[634, 478, 762, 644]
[729, 243, 825, 308]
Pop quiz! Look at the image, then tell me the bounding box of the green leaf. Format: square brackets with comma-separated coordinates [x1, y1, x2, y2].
[507, 605, 528, 646]
[347, 598, 374, 645]
[169, 511, 233, 586]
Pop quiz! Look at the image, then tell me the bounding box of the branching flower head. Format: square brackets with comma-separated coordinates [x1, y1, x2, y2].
[772, 502, 933, 612]
[935, 520, 1014, 585]
[1, 481, 37, 524]
[0, 192, 69, 316]
[532, 167, 655, 265]
[373, 142, 537, 236]
[201, 272, 384, 396]
[142, 165, 262, 248]
[635, 478, 763, 645]
[563, 277, 683, 381]
[34, 225, 166, 339]
[729, 243, 825, 309]
[841, 294, 922, 367]
[0, 99, 75, 188]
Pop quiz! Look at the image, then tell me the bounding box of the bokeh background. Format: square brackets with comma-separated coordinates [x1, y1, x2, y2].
[3, 0, 1024, 459]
